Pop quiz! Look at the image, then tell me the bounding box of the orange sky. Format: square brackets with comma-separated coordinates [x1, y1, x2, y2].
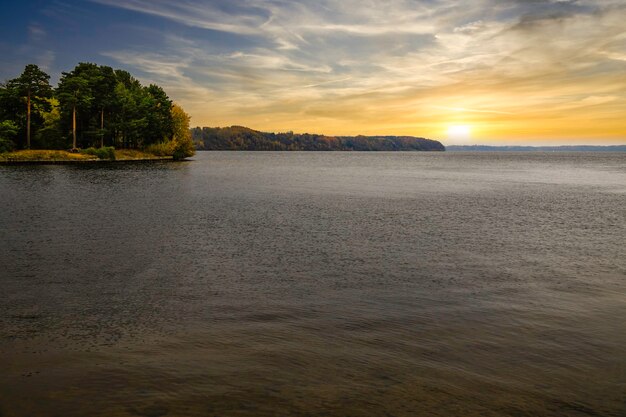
[5, 0, 626, 145]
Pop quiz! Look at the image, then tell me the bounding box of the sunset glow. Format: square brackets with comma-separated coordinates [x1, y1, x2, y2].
[447, 125, 472, 144]
[2, 1, 626, 145]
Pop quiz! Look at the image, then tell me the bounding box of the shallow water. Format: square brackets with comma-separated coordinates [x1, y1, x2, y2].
[1, 151, 625, 417]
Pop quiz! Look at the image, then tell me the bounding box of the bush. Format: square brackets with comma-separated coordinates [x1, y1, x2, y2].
[80, 146, 116, 160]
[145, 141, 174, 156]
[0, 137, 15, 153]
[0, 120, 17, 153]
[172, 135, 195, 160]
[104, 146, 116, 160]
[145, 137, 195, 160]
[34, 125, 66, 149]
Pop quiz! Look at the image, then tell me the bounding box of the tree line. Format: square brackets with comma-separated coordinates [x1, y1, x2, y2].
[191, 126, 445, 151]
[0, 63, 194, 158]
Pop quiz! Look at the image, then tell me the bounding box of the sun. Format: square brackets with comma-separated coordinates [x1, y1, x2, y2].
[447, 125, 472, 143]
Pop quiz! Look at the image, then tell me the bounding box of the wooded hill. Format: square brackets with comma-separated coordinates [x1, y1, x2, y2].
[191, 126, 445, 151]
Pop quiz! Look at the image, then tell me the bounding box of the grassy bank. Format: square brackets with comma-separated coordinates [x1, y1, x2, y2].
[0, 149, 173, 163]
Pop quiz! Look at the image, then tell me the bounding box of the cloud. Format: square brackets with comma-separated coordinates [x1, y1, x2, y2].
[28, 24, 47, 42]
[90, 0, 626, 142]
[90, 0, 268, 35]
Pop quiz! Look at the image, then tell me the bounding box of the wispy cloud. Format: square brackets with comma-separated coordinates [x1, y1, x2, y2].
[27, 24, 47, 42]
[302, 77, 352, 89]
[84, 0, 626, 142]
[431, 105, 515, 115]
[90, 0, 267, 35]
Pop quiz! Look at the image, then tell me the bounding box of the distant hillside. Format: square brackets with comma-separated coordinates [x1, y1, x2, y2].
[447, 145, 626, 152]
[191, 126, 445, 151]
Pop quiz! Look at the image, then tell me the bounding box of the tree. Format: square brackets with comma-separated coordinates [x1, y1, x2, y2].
[170, 103, 195, 160]
[71, 63, 118, 147]
[57, 73, 92, 149]
[144, 84, 173, 145]
[92, 65, 117, 147]
[111, 81, 147, 148]
[4, 65, 52, 148]
[1, 62, 185, 154]
[35, 98, 64, 149]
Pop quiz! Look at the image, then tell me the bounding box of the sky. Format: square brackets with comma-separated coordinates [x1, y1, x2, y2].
[1, 0, 625, 145]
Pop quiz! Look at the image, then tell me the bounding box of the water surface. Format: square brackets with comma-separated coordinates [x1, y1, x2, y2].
[1, 152, 625, 416]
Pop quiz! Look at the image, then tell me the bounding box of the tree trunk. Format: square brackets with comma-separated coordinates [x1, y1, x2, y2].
[72, 105, 77, 149]
[100, 109, 104, 148]
[26, 90, 31, 149]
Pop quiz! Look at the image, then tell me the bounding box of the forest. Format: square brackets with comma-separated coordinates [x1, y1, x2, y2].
[191, 126, 445, 151]
[0, 63, 194, 160]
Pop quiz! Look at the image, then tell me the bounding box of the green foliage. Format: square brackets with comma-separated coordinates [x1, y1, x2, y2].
[144, 84, 173, 143]
[0, 120, 18, 152]
[1, 62, 192, 153]
[143, 105, 195, 160]
[144, 141, 174, 156]
[7, 64, 53, 101]
[191, 126, 445, 151]
[34, 124, 64, 149]
[172, 141, 194, 160]
[33, 98, 64, 149]
[80, 146, 116, 160]
[57, 65, 175, 149]
[1, 64, 53, 148]
[0, 137, 16, 153]
[0, 120, 18, 138]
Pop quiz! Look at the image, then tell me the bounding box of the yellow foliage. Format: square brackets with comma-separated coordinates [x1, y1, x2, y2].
[0, 150, 95, 161]
[144, 141, 175, 157]
[171, 103, 191, 142]
[115, 149, 171, 160]
[171, 103, 195, 159]
[0, 149, 172, 162]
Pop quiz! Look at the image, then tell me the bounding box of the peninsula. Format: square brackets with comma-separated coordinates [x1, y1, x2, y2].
[0, 63, 195, 163]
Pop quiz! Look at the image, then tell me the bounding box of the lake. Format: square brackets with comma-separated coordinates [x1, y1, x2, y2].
[1, 151, 625, 417]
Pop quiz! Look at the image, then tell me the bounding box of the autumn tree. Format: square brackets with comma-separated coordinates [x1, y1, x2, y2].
[170, 103, 195, 160]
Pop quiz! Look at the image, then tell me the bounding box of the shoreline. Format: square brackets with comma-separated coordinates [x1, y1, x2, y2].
[0, 149, 181, 165]
[0, 157, 176, 165]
